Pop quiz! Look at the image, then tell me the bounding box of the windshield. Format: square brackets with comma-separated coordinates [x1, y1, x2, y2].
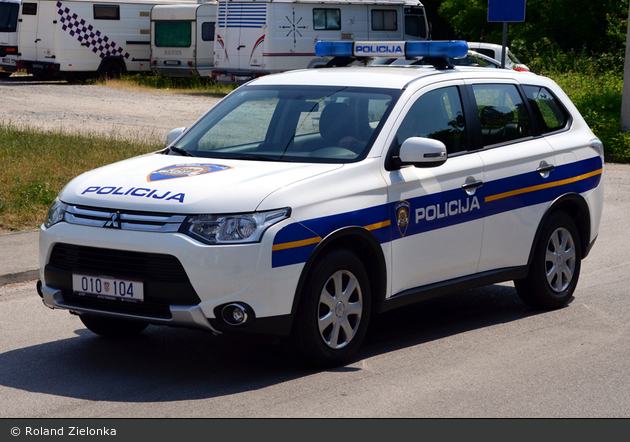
[0, 3, 19, 33]
[172, 85, 401, 163]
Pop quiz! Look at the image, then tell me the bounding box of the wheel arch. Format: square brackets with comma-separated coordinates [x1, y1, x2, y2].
[97, 56, 127, 76]
[527, 193, 592, 266]
[290, 227, 387, 318]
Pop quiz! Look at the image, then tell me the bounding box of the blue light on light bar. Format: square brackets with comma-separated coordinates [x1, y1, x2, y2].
[314, 40, 469, 59]
[406, 41, 468, 58]
[314, 41, 354, 57]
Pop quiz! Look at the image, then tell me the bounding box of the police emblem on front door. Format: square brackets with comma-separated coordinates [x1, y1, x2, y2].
[395, 200, 410, 237]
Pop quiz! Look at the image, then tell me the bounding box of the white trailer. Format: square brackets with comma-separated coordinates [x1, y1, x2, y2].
[211, 0, 430, 84]
[150, 1, 217, 78]
[0, 0, 21, 76]
[7, 0, 193, 80]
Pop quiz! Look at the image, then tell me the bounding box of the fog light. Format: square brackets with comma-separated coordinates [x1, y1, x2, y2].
[221, 303, 250, 326]
[232, 308, 245, 323]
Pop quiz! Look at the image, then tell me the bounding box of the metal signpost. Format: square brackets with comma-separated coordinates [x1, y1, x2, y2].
[487, 0, 526, 68]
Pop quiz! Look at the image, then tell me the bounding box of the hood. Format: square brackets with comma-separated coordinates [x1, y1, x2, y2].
[59, 153, 343, 213]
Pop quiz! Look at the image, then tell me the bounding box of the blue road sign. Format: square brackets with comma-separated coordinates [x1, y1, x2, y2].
[488, 0, 526, 22]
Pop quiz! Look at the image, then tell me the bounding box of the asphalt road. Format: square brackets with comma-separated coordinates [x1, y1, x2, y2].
[1, 164, 629, 418]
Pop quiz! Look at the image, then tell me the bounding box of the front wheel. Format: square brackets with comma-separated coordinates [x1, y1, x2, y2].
[79, 314, 149, 338]
[287, 249, 371, 368]
[515, 211, 582, 309]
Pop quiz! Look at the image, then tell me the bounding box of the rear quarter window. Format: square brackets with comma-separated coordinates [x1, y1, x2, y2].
[522, 85, 570, 134]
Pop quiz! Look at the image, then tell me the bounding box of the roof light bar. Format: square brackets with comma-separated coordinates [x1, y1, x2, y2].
[315, 40, 468, 59]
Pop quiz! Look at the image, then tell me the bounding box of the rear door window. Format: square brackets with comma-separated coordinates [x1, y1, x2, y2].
[471, 84, 532, 147]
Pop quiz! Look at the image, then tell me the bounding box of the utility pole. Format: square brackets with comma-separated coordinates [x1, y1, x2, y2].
[621, 2, 630, 130]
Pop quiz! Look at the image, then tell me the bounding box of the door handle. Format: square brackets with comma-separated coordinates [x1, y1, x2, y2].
[461, 180, 483, 191]
[536, 163, 555, 178]
[461, 179, 483, 195]
[34, 38, 41, 43]
[237, 45, 245, 50]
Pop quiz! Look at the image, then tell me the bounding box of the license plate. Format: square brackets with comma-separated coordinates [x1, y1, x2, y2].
[72, 274, 144, 302]
[2, 58, 15, 64]
[164, 60, 180, 66]
[33, 64, 43, 69]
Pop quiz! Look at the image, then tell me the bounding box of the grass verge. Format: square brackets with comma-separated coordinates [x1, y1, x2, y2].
[88, 74, 238, 97]
[0, 122, 161, 232]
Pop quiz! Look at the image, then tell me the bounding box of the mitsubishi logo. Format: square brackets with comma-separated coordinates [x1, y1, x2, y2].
[104, 211, 121, 229]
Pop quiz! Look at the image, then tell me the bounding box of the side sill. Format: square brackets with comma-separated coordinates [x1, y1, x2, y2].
[374, 266, 528, 314]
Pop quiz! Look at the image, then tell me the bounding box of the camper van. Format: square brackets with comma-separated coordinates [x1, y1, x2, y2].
[208, 0, 430, 83]
[2, 0, 193, 80]
[0, 0, 21, 76]
[150, 1, 217, 78]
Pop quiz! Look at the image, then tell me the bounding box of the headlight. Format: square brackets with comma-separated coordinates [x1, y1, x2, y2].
[44, 198, 68, 228]
[181, 208, 290, 245]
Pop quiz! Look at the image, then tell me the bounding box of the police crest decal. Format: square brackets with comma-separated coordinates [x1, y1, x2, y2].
[147, 163, 231, 182]
[395, 200, 410, 237]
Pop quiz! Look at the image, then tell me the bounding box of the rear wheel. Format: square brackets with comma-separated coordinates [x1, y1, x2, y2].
[515, 211, 582, 309]
[79, 314, 148, 338]
[99, 60, 124, 79]
[287, 249, 371, 368]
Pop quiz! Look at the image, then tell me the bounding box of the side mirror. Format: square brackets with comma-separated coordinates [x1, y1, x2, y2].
[166, 127, 187, 146]
[399, 137, 447, 168]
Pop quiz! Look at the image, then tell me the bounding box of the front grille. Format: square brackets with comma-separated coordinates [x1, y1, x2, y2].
[64, 204, 186, 232]
[46, 244, 201, 318]
[49, 244, 188, 283]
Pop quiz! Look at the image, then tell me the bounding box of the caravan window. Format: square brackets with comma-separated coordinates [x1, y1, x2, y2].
[372, 10, 397, 31]
[155, 22, 192, 47]
[404, 7, 427, 38]
[22, 3, 37, 15]
[94, 5, 120, 20]
[313, 9, 341, 30]
[0, 2, 19, 31]
[201, 22, 215, 42]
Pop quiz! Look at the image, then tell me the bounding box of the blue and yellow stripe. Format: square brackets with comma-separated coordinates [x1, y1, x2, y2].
[271, 156, 602, 268]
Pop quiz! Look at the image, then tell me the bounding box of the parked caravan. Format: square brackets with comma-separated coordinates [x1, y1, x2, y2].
[3, 0, 193, 80]
[150, 1, 217, 78]
[0, 0, 21, 76]
[210, 0, 430, 83]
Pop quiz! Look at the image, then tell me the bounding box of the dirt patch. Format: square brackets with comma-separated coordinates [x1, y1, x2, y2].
[0, 75, 222, 144]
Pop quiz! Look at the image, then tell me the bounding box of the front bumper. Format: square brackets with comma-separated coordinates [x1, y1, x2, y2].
[39, 221, 301, 336]
[39, 281, 218, 332]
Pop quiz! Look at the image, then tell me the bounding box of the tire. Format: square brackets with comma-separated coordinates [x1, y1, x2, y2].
[514, 211, 582, 310]
[287, 249, 371, 368]
[99, 60, 124, 79]
[32, 71, 56, 81]
[79, 314, 148, 338]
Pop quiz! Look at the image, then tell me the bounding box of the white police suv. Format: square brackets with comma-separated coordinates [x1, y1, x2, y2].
[38, 41, 604, 368]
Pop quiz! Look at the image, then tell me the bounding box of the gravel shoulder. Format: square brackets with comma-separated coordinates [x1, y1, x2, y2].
[0, 75, 222, 144]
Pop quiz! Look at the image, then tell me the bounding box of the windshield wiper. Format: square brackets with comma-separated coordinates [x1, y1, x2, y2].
[168, 146, 196, 157]
[227, 154, 279, 161]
